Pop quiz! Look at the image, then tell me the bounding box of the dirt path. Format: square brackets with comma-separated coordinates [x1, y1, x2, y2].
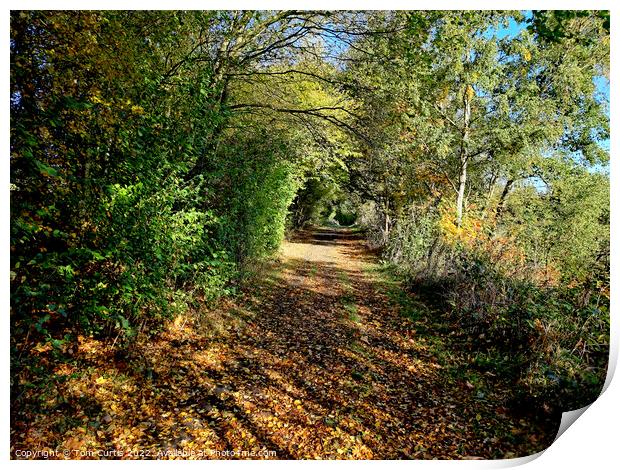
[12, 226, 558, 459]
[229, 226, 557, 459]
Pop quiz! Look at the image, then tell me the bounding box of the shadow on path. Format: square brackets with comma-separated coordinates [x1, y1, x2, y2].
[11, 226, 559, 460]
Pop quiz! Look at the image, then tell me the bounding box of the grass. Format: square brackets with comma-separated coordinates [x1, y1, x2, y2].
[336, 270, 362, 322]
[369, 263, 430, 323]
[348, 310, 361, 323]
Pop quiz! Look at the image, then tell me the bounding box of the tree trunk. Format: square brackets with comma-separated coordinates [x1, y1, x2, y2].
[382, 200, 391, 245]
[495, 178, 514, 220]
[456, 158, 467, 227]
[456, 85, 472, 227]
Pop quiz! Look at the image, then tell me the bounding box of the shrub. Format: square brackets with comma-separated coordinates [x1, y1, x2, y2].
[215, 135, 302, 264]
[378, 199, 609, 411]
[444, 223, 609, 411]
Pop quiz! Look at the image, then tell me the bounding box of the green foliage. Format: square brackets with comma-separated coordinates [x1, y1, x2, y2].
[334, 205, 357, 226]
[288, 176, 335, 228]
[382, 196, 609, 410]
[10, 11, 314, 346]
[503, 165, 610, 284]
[384, 205, 443, 280]
[216, 135, 302, 262]
[520, 286, 609, 410]
[289, 159, 354, 229]
[529, 10, 610, 43]
[10, 10, 610, 419]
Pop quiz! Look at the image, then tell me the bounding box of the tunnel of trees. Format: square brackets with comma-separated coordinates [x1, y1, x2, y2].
[10, 10, 609, 458]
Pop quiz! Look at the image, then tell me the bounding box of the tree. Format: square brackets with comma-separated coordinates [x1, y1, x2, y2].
[341, 11, 608, 228]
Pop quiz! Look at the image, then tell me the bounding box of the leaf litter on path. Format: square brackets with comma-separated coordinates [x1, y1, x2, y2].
[11, 226, 559, 459]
